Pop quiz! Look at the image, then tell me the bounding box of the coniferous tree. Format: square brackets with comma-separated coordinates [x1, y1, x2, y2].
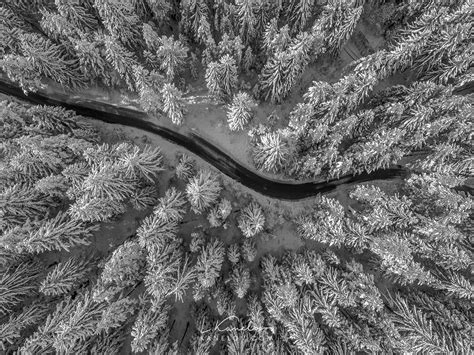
[236, 0, 257, 43]
[227, 244, 241, 265]
[0, 184, 51, 229]
[0, 5, 28, 55]
[207, 207, 221, 227]
[194, 239, 225, 292]
[238, 202, 265, 238]
[55, 0, 99, 33]
[253, 131, 290, 172]
[259, 51, 290, 104]
[94, 0, 142, 49]
[180, 0, 212, 44]
[131, 300, 170, 352]
[289, 0, 316, 32]
[205, 54, 238, 100]
[118, 144, 164, 183]
[104, 35, 138, 91]
[175, 153, 195, 181]
[97, 296, 137, 333]
[133, 64, 164, 113]
[242, 238, 257, 262]
[0, 262, 40, 316]
[40, 257, 91, 296]
[227, 91, 256, 131]
[154, 186, 187, 223]
[68, 195, 127, 222]
[0, 303, 50, 352]
[161, 83, 186, 125]
[94, 240, 146, 302]
[321, 0, 364, 53]
[230, 263, 251, 298]
[129, 186, 158, 210]
[185, 170, 221, 214]
[205, 60, 222, 97]
[1, 32, 84, 91]
[136, 213, 178, 251]
[2, 212, 97, 254]
[155, 35, 188, 80]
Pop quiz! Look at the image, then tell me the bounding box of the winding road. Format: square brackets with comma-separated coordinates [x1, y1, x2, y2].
[0, 79, 429, 200]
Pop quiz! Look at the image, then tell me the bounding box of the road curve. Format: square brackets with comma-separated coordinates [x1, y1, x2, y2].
[0, 80, 408, 200]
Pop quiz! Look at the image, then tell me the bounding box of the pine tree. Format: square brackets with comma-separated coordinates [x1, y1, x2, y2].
[132, 64, 165, 114]
[68, 195, 126, 222]
[129, 186, 158, 210]
[145, 244, 195, 303]
[205, 60, 222, 98]
[0, 54, 42, 93]
[155, 35, 188, 80]
[74, 38, 118, 86]
[238, 202, 265, 238]
[94, 0, 142, 49]
[90, 328, 127, 354]
[227, 91, 256, 131]
[175, 153, 195, 180]
[0, 5, 27, 55]
[0, 303, 49, 351]
[205, 54, 238, 100]
[437, 271, 473, 300]
[147, 0, 172, 21]
[389, 294, 452, 353]
[118, 145, 164, 183]
[19, 33, 85, 89]
[131, 300, 170, 353]
[39, 257, 90, 296]
[161, 83, 186, 125]
[230, 263, 251, 298]
[263, 19, 291, 55]
[253, 131, 290, 172]
[55, 0, 99, 33]
[39, 9, 77, 40]
[136, 214, 178, 250]
[227, 244, 240, 265]
[153, 186, 187, 223]
[219, 54, 238, 98]
[321, 0, 364, 53]
[217, 34, 245, 69]
[259, 51, 290, 103]
[241, 238, 257, 262]
[180, 0, 211, 44]
[207, 207, 221, 227]
[81, 161, 136, 201]
[2, 212, 97, 254]
[189, 231, 205, 253]
[194, 239, 225, 290]
[94, 240, 145, 302]
[185, 170, 221, 214]
[0, 184, 51, 229]
[104, 35, 138, 91]
[0, 262, 40, 316]
[217, 198, 232, 221]
[242, 46, 255, 72]
[52, 292, 106, 353]
[226, 326, 260, 354]
[97, 296, 137, 332]
[289, 0, 316, 32]
[236, 0, 256, 43]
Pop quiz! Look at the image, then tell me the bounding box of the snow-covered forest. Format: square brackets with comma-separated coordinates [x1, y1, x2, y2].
[0, 0, 472, 353]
